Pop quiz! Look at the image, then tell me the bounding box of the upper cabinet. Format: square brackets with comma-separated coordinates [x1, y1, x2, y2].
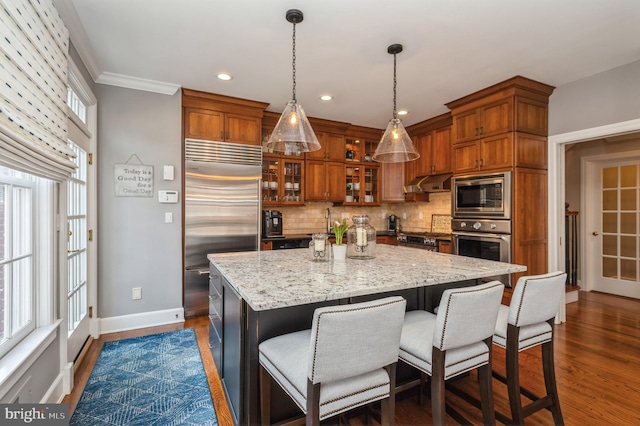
[445, 76, 555, 174]
[182, 89, 268, 145]
[306, 132, 346, 161]
[405, 112, 453, 183]
[303, 118, 349, 202]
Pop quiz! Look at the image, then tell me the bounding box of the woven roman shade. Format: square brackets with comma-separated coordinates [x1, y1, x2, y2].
[0, 0, 76, 181]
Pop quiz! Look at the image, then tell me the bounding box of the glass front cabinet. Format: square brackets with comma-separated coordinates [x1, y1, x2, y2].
[261, 156, 304, 206]
[344, 135, 380, 205]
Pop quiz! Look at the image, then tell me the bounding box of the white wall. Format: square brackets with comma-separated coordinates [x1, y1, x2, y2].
[549, 60, 640, 136]
[96, 85, 183, 319]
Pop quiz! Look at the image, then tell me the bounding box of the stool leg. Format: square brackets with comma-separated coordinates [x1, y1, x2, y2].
[385, 363, 396, 426]
[431, 348, 446, 425]
[259, 365, 271, 426]
[478, 338, 496, 426]
[506, 324, 525, 425]
[543, 322, 564, 425]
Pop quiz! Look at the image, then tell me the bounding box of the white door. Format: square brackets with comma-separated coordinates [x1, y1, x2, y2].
[66, 142, 90, 360]
[588, 159, 640, 298]
[65, 70, 97, 363]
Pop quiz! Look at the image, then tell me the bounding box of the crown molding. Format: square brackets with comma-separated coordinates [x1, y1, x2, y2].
[96, 72, 181, 95]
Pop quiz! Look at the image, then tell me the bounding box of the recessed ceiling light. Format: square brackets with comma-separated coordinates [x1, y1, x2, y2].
[397, 110, 409, 116]
[216, 73, 233, 81]
[319, 95, 333, 101]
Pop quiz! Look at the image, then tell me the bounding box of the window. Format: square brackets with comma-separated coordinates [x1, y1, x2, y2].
[67, 86, 87, 125]
[0, 167, 36, 357]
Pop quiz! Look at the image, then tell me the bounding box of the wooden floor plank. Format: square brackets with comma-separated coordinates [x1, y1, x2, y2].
[64, 291, 640, 425]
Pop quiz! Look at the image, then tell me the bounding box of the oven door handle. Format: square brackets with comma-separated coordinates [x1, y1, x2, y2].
[453, 232, 510, 241]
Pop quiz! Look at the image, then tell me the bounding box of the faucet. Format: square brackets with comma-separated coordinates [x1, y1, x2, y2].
[325, 208, 332, 234]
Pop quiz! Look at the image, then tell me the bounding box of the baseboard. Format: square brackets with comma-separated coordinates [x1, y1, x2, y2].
[43, 372, 66, 404]
[99, 308, 185, 335]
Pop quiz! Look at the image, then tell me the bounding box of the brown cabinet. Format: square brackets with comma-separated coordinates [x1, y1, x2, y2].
[413, 126, 452, 176]
[446, 76, 555, 283]
[260, 241, 273, 251]
[447, 77, 553, 174]
[405, 113, 453, 186]
[182, 89, 267, 145]
[452, 133, 513, 174]
[262, 156, 304, 206]
[305, 160, 345, 202]
[305, 132, 346, 161]
[377, 235, 399, 245]
[437, 240, 452, 254]
[381, 162, 405, 203]
[451, 98, 513, 143]
[511, 167, 549, 282]
[451, 132, 548, 174]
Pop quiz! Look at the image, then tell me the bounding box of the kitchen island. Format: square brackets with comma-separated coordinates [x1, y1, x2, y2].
[208, 245, 526, 425]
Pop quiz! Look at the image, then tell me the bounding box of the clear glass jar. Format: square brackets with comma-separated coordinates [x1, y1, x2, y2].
[347, 215, 376, 259]
[309, 233, 330, 262]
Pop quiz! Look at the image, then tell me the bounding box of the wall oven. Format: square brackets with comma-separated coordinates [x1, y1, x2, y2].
[452, 218, 512, 285]
[452, 171, 511, 219]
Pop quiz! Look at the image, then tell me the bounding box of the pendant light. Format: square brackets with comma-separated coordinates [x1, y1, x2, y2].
[372, 44, 419, 163]
[266, 9, 320, 154]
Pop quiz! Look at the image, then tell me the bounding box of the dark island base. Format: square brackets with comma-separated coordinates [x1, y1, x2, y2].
[219, 278, 481, 425]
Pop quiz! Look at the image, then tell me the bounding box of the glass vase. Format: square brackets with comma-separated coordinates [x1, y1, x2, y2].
[346, 215, 376, 259]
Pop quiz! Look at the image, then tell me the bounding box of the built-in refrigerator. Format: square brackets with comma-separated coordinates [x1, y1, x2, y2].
[184, 138, 261, 317]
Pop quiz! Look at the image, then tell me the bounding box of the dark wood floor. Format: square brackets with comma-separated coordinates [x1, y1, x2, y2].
[64, 291, 640, 425]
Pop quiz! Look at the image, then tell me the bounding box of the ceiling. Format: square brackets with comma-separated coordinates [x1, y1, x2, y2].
[54, 0, 640, 129]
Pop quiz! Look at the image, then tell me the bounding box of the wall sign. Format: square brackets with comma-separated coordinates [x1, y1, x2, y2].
[114, 163, 154, 197]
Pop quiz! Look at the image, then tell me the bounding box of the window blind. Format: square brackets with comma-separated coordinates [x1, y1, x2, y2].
[0, 0, 76, 181]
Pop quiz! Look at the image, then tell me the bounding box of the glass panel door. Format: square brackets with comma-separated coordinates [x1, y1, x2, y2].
[592, 161, 640, 298]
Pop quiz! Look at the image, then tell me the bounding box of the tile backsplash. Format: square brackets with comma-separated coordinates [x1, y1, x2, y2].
[274, 192, 452, 235]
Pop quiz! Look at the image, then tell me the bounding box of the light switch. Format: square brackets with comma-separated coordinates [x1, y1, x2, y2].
[165, 212, 173, 223]
[163, 165, 175, 181]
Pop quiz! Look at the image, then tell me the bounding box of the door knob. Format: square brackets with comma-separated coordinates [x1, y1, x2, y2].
[592, 231, 599, 236]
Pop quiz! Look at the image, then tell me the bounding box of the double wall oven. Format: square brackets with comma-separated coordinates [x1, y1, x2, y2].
[452, 171, 513, 285]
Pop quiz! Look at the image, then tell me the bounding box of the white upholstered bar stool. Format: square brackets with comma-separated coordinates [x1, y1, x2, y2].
[492, 272, 566, 425]
[397, 281, 504, 425]
[258, 296, 407, 426]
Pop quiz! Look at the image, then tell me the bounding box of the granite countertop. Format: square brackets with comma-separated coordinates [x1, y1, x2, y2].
[208, 245, 526, 311]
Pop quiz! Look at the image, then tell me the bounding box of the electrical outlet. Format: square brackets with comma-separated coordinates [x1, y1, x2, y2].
[165, 212, 173, 223]
[132, 287, 142, 300]
[419, 212, 423, 220]
[402, 212, 407, 220]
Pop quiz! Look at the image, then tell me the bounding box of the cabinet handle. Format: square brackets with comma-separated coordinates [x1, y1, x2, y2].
[220, 131, 224, 139]
[479, 158, 484, 167]
[475, 128, 479, 137]
[479, 126, 484, 135]
[475, 159, 479, 167]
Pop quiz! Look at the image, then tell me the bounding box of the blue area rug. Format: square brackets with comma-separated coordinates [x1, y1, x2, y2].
[70, 328, 218, 426]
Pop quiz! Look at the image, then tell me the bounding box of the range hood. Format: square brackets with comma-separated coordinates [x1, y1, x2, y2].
[404, 173, 452, 193]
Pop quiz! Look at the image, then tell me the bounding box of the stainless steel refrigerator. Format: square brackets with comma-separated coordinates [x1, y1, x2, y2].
[184, 138, 262, 317]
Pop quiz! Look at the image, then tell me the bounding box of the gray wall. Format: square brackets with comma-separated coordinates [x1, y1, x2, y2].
[549, 59, 640, 136]
[96, 85, 182, 318]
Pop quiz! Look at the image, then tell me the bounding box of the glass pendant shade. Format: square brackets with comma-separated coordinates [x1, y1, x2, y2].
[373, 43, 419, 163]
[267, 100, 321, 153]
[372, 118, 419, 163]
